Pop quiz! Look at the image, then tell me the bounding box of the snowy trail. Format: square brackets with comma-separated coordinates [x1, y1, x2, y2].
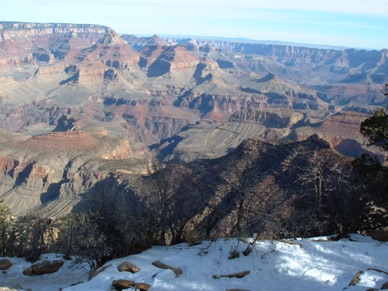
[0, 234, 387, 291]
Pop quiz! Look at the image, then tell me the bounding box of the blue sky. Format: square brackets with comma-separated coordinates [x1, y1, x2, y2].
[1, 0, 388, 49]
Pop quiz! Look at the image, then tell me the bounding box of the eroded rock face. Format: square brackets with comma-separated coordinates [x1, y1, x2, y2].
[291, 111, 386, 160]
[146, 46, 199, 77]
[25, 131, 100, 152]
[0, 129, 149, 216]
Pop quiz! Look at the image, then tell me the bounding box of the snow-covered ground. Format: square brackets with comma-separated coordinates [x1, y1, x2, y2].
[1, 234, 387, 291]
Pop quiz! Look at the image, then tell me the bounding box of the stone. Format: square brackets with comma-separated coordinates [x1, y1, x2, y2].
[134, 283, 151, 291]
[0, 259, 12, 270]
[213, 271, 250, 279]
[381, 282, 388, 289]
[348, 270, 363, 286]
[118, 261, 140, 273]
[22, 268, 34, 276]
[23, 260, 64, 275]
[112, 279, 135, 290]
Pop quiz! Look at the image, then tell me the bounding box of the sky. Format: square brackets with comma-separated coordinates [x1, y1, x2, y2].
[1, 0, 388, 49]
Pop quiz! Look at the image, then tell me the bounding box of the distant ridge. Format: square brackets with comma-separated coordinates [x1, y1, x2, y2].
[155, 34, 352, 50]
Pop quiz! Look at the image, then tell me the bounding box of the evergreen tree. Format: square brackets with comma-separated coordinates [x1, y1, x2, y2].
[354, 84, 388, 229]
[0, 199, 12, 256]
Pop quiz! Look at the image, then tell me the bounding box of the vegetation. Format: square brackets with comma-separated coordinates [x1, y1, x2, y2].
[0, 199, 12, 256]
[0, 86, 387, 268]
[360, 84, 388, 150]
[0, 139, 365, 268]
[353, 84, 388, 230]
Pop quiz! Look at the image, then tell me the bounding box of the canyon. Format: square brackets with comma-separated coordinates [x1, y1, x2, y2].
[0, 21, 386, 216]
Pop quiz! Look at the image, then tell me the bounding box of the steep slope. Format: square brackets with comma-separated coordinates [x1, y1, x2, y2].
[138, 134, 358, 242]
[157, 108, 305, 161]
[171, 38, 387, 110]
[290, 111, 386, 160]
[0, 129, 149, 216]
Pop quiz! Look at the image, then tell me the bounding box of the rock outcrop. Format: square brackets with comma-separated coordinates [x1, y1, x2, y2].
[0, 129, 149, 216]
[291, 111, 386, 160]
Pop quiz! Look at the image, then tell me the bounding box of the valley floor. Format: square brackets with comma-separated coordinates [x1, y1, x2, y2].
[1, 234, 387, 291]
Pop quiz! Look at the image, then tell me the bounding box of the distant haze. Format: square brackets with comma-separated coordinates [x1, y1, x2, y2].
[1, 0, 387, 49]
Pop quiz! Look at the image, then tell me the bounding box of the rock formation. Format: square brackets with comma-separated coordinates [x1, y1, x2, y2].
[0, 129, 148, 216]
[0, 21, 386, 216]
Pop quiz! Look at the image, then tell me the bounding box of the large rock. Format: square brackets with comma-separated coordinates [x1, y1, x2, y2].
[134, 283, 151, 291]
[112, 279, 135, 290]
[23, 260, 64, 275]
[0, 259, 12, 270]
[118, 261, 140, 273]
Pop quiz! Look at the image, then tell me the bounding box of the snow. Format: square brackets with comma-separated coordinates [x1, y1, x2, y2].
[1, 234, 387, 291]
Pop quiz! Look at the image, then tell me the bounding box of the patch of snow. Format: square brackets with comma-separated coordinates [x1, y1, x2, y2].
[0, 235, 387, 291]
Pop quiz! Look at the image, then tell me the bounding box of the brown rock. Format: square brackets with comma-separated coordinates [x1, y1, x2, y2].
[381, 282, 388, 289]
[368, 230, 388, 242]
[22, 268, 34, 276]
[112, 279, 135, 290]
[213, 271, 250, 279]
[0, 258, 12, 270]
[26, 131, 100, 152]
[118, 261, 140, 273]
[134, 283, 151, 291]
[348, 270, 363, 286]
[152, 260, 182, 276]
[23, 260, 64, 275]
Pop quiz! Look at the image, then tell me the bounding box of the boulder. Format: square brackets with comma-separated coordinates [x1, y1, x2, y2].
[22, 268, 34, 276]
[0, 259, 12, 270]
[381, 282, 388, 289]
[134, 283, 151, 291]
[112, 279, 135, 290]
[23, 260, 64, 275]
[118, 261, 140, 273]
